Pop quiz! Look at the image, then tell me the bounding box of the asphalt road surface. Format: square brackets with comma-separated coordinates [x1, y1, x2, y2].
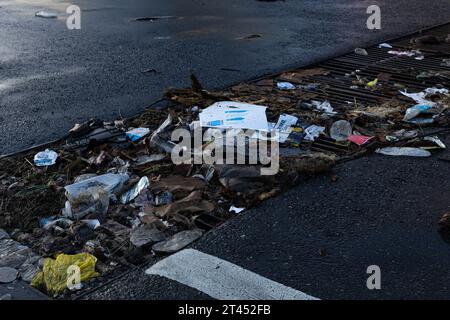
[1, 0, 450, 154]
[1, 0, 450, 300]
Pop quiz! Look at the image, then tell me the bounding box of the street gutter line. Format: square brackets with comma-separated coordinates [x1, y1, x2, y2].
[2, 21, 448, 159]
[145, 249, 319, 300]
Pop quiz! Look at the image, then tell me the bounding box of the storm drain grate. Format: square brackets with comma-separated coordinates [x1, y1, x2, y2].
[263, 23, 450, 110]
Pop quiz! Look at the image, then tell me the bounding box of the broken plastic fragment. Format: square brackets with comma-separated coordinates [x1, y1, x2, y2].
[229, 206, 245, 214]
[375, 147, 431, 157]
[304, 125, 325, 141]
[35, 11, 58, 18]
[135, 154, 165, 166]
[422, 136, 446, 150]
[378, 43, 393, 49]
[150, 115, 176, 154]
[120, 176, 150, 204]
[154, 114, 173, 135]
[277, 82, 296, 90]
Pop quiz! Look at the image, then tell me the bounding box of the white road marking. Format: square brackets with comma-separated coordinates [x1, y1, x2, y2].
[145, 248, 319, 300]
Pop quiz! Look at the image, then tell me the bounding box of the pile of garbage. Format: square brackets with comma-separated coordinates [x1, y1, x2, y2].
[0, 51, 449, 296]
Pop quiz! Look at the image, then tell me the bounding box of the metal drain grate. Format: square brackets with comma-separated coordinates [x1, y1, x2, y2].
[261, 23, 450, 110]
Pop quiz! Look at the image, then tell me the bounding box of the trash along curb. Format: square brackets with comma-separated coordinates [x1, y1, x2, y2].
[1, 22, 450, 299]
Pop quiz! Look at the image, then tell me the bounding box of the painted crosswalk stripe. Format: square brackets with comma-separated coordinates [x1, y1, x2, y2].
[145, 248, 319, 300]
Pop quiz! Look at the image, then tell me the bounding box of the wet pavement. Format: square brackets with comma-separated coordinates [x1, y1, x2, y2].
[1, 0, 450, 301]
[1, 0, 450, 154]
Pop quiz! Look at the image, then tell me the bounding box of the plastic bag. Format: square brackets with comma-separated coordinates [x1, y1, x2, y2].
[34, 149, 58, 167]
[63, 173, 129, 219]
[31, 253, 99, 296]
[311, 100, 336, 114]
[403, 104, 434, 121]
[65, 173, 129, 201]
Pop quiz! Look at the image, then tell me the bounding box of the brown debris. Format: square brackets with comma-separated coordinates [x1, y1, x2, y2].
[410, 35, 442, 45]
[439, 212, 450, 229]
[279, 68, 330, 83]
[150, 175, 205, 199]
[164, 74, 231, 107]
[280, 153, 336, 175]
[147, 191, 215, 224]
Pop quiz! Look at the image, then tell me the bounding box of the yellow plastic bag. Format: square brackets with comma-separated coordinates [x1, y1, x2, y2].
[31, 253, 99, 295]
[367, 78, 378, 87]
